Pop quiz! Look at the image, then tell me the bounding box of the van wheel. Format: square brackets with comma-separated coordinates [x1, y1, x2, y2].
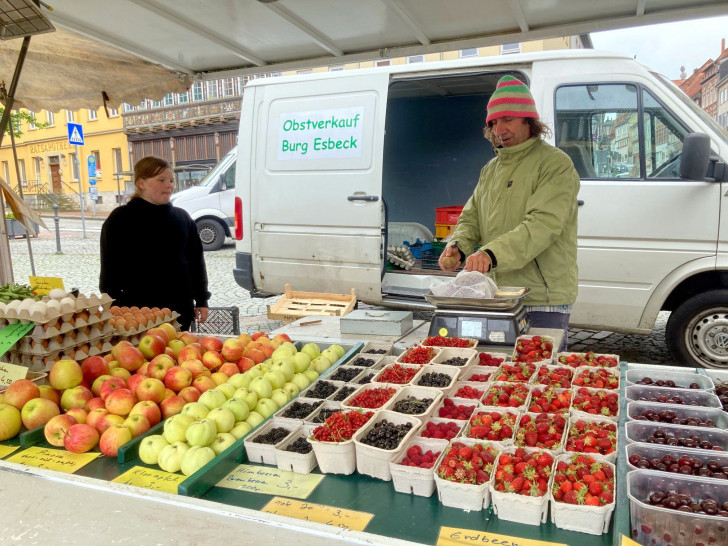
[666, 290, 728, 369]
[197, 219, 225, 251]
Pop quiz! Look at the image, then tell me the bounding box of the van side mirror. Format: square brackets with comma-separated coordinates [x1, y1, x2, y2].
[680, 133, 725, 181]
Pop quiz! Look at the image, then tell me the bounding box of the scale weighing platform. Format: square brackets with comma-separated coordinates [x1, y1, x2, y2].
[425, 287, 531, 346]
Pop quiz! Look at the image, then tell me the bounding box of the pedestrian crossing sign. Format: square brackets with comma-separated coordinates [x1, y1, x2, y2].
[67, 122, 84, 145]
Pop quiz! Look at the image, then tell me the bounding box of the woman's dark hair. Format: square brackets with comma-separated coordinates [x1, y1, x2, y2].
[483, 117, 552, 147]
[131, 157, 170, 199]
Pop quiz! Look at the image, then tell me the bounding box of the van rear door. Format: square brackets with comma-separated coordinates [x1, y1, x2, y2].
[250, 72, 389, 301]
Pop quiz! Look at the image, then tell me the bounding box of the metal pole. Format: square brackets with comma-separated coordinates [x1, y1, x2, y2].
[53, 203, 62, 254]
[9, 129, 35, 275]
[75, 145, 86, 238]
[115, 172, 121, 205]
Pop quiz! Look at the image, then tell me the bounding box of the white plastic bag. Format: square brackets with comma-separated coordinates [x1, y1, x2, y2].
[429, 270, 498, 299]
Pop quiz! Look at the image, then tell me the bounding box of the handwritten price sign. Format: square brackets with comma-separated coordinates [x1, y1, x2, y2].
[438, 527, 566, 546]
[6, 446, 99, 473]
[0, 361, 28, 386]
[262, 497, 373, 531]
[0, 445, 20, 459]
[217, 464, 323, 499]
[112, 466, 184, 494]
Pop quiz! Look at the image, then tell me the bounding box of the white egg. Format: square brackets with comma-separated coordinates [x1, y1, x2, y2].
[46, 299, 61, 315]
[60, 296, 76, 314]
[49, 288, 67, 300]
[19, 298, 36, 311]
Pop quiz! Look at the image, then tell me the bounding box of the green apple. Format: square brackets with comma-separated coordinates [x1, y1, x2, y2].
[215, 383, 235, 400]
[249, 377, 273, 400]
[233, 388, 258, 410]
[300, 343, 321, 360]
[271, 359, 295, 381]
[180, 445, 216, 476]
[222, 397, 250, 422]
[270, 388, 290, 408]
[312, 356, 333, 374]
[321, 348, 340, 365]
[282, 382, 300, 398]
[302, 369, 319, 382]
[163, 414, 195, 444]
[290, 373, 311, 391]
[138, 434, 170, 465]
[185, 418, 217, 447]
[198, 389, 227, 411]
[263, 370, 286, 390]
[0, 403, 22, 441]
[255, 398, 279, 419]
[245, 411, 265, 429]
[271, 346, 296, 360]
[329, 344, 345, 359]
[279, 342, 297, 354]
[292, 352, 312, 373]
[243, 368, 264, 382]
[229, 421, 253, 439]
[158, 441, 190, 473]
[210, 432, 237, 455]
[180, 402, 209, 421]
[206, 407, 235, 433]
[227, 373, 251, 390]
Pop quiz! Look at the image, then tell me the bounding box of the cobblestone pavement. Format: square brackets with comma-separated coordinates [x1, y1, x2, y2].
[7, 215, 674, 364]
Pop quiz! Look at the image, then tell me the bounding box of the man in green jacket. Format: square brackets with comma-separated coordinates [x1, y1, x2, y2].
[439, 75, 580, 350]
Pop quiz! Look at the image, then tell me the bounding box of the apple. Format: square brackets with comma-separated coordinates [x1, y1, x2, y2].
[49, 359, 84, 390]
[249, 377, 273, 400]
[271, 359, 295, 382]
[290, 373, 311, 392]
[159, 395, 186, 419]
[192, 375, 217, 393]
[111, 340, 133, 360]
[199, 335, 223, 353]
[246, 348, 266, 364]
[302, 369, 319, 382]
[178, 386, 201, 403]
[163, 388, 176, 401]
[210, 372, 229, 386]
[163, 413, 195, 444]
[123, 413, 151, 437]
[138, 334, 167, 360]
[236, 356, 256, 373]
[221, 338, 245, 362]
[227, 373, 251, 390]
[135, 377, 166, 404]
[129, 400, 162, 427]
[86, 408, 109, 431]
[137, 362, 150, 376]
[91, 375, 112, 396]
[300, 343, 321, 361]
[38, 385, 61, 406]
[243, 368, 264, 382]
[65, 407, 88, 425]
[177, 345, 203, 364]
[104, 388, 137, 416]
[96, 413, 125, 434]
[103, 353, 115, 364]
[321, 348, 340, 365]
[198, 389, 227, 411]
[110, 367, 132, 382]
[271, 346, 296, 361]
[270, 388, 290, 409]
[206, 407, 235, 433]
[3, 379, 39, 410]
[273, 333, 293, 344]
[201, 351, 224, 371]
[43, 413, 77, 446]
[146, 326, 171, 345]
[125, 373, 145, 396]
[81, 355, 110, 385]
[20, 397, 59, 430]
[244, 411, 265, 429]
[146, 354, 176, 381]
[311, 356, 333, 374]
[178, 332, 199, 346]
[281, 382, 300, 399]
[63, 423, 99, 453]
[61, 385, 93, 411]
[117, 345, 145, 372]
[138, 434, 170, 465]
[164, 367, 193, 392]
[181, 401, 209, 421]
[254, 398, 279, 419]
[107, 360, 120, 370]
[222, 397, 250, 422]
[167, 339, 186, 358]
[180, 445, 216, 476]
[158, 441, 190, 473]
[210, 432, 237, 455]
[292, 352, 312, 373]
[232, 388, 258, 410]
[250, 331, 268, 341]
[229, 421, 252, 440]
[217, 362, 239, 378]
[215, 383, 236, 401]
[99, 377, 127, 400]
[99, 424, 133, 456]
[85, 396, 106, 412]
[180, 358, 206, 378]
[185, 418, 217, 447]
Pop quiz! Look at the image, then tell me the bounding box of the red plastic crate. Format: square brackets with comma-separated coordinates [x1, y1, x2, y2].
[435, 206, 464, 225]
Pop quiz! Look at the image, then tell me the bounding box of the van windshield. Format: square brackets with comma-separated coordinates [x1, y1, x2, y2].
[655, 72, 728, 148]
[198, 148, 237, 188]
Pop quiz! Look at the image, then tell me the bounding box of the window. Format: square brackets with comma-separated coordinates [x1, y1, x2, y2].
[69, 152, 79, 181]
[17, 159, 26, 187]
[460, 48, 478, 58]
[108, 107, 119, 117]
[375, 59, 391, 67]
[46, 110, 54, 126]
[164, 93, 174, 106]
[92, 150, 101, 178]
[113, 148, 123, 175]
[177, 91, 189, 103]
[88, 109, 97, 121]
[66, 110, 74, 123]
[2, 161, 9, 183]
[407, 55, 424, 63]
[206, 80, 219, 99]
[28, 111, 36, 130]
[192, 82, 204, 101]
[221, 78, 236, 97]
[501, 42, 521, 55]
[555, 83, 687, 180]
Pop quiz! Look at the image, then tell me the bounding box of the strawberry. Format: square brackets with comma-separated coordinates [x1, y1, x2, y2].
[493, 449, 554, 498]
[557, 352, 618, 369]
[438, 441, 498, 485]
[552, 453, 615, 507]
[513, 335, 554, 364]
[482, 382, 531, 408]
[515, 413, 566, 450]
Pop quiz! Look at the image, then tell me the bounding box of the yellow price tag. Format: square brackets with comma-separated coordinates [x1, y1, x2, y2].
[0, 445, 20, 459]
[28, 276, 64, 296]
[217, 463, 323, 499]
[438, 527, 567, 546]
[621, 536, 641, 546]
[6, 446, 99, 473]
[438, 327, 448, 336]
[112, 466, 184, 494]
[262, 497, 373, 532]
[0, 361, 28, 387]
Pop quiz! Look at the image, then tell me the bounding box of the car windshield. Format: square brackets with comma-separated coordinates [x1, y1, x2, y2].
[198, 149, 236, 188]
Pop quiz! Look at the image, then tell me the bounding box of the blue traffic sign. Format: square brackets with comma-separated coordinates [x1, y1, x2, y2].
[88, 178, 97, 186]
[67, 123, 84, 145]
[87, 155, 96, 177]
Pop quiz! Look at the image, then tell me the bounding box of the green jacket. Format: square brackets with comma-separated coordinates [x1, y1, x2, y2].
[450, 137, 580, 306]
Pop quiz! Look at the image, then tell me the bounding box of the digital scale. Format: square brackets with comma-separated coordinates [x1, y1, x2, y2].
[425, 287, 531, 346]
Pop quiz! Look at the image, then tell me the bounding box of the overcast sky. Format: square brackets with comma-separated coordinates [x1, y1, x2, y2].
[591, 15, 728, 80]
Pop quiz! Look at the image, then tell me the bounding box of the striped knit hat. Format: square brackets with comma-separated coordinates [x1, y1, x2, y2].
[486, 75, 539, 125]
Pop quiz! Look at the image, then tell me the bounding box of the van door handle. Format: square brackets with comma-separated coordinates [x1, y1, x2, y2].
[577, 200, 584, 206]
[348, 195, 379, 202]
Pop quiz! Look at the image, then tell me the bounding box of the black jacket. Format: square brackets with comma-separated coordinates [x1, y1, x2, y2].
[99, 198, 210, 326]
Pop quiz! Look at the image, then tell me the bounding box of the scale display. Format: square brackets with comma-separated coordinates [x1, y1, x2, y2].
[428, 307, 529, 346]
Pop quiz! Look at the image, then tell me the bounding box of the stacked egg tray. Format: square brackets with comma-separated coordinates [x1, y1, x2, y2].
[107, 306, 181, 346]
[0, 293, 115, 371]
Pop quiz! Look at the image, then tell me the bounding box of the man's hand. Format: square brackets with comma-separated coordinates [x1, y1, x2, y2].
[464, 250, 491, 274]
[439, 246, 461, 271]
[195, 307, 209, 323]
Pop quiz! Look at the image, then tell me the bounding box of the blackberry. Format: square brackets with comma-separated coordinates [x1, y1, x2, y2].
[351, 357, 377, 367]
[331, 367, 361, 382]
[417, 372, 451, 388]
[253, 427, 290, 444]
[285, 437, 313, 454]
[306, 381, 338, 399]
[442, 357, 468, 366]
[332, 386, 356, 401]
[281, 400, 323, 419]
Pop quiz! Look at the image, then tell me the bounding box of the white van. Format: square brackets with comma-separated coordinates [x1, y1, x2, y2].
[232, 49, 728, 370]
[169, 146, 237, 251]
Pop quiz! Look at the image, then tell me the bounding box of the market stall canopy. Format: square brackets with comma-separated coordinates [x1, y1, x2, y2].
[43, 0, 728, 87]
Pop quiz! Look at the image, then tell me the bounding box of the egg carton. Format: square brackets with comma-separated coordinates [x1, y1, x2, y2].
[0, 293, 113, 324]
[23, 309, 115, 339]
[112, 312, 180, 336]
[14, 327, 115, 354]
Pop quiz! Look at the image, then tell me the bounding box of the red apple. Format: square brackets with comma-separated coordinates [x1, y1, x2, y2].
[163, 388, 175, 401]
[137, 361, 150, 376]
[99, 424, 132, 456]
[38, 385, 61, 406]
[123, 413, 151, 437]
[84, 396, 106, 412]
[110, 367, 132, 382]
[44, 414, 77, 446]
[251, 331, 268, 341]
[91, 374, 112, 396]
[86, 408, 109, 431]
[146, 327, 171, 345]
[236, 357, 256, 373]
[138, 334, 166, 360]
[199, 335, 223, 352]
[178, 386, 201, 403]
[99, 377, 127, 401]
[221, 338, 245, 362]
[180, 358, 206, 378]
[246, 348, 265, 364]
[65, 407, 88, 425]
[135, 377, 166, 404]
[159, 322, 178, 342]
[81, 355, 110, 385]
[117, 345, 145, 372]
[49, 359, 83, 391]
[103, 354, 115, 364]
[111, 340, 133, 361]
[178, 331, 199, 346]
[125, 373, 145, 395]
[273, 333, 292, 343]
[104, 388, 137, 416]
[63, 423, 99, 453]
[159, 395, 186, 419]
[60, 385, 93, 411]
[147, 354, 176, 381]
[192, 375, 217, 393]
[201, 350, 224, 371]
[3, 379, 40, 410]
[21, 397, 60, 429]
[164, 347, 176, 358]
[177, 345, 203, 363]
[164, 366, 193, 392]
[95, 413, 125, 434]
[167, 339, 185, 358]
[129, 400, 161, 427]
[217, 362, 239, 378]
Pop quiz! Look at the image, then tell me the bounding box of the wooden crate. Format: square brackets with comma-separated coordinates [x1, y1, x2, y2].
[266, 284, 357, 323]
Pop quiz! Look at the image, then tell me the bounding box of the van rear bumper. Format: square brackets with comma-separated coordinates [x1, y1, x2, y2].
[233, 252, 270, 298]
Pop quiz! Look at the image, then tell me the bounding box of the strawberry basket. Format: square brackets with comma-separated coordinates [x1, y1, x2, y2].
[512, 334, 555, 366]
[572, 366, 620, 390]
[433, 438, 500, 510]
[514, 412, 567, 453]
[533, 364, 573, 388]
[564, 415, 618, 463]
[462, 408, 519, 447]
[417, 417, 465, 441]
[475, 351, 509, 367]
[389, 436, 448, 497]
[528, 385, 572, 414]
[492, 361, 540, 383]
[481, 381, 533, 412]
[556, 352, 619, 368]
[571, 386, 620, 421]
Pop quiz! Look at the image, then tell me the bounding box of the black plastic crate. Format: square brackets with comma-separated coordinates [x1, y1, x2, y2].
[421, 247, 443, 269]
[191, 306, 240, 336]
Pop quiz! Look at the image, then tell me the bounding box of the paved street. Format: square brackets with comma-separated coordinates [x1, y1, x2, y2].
[6, 215, 675, 365]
